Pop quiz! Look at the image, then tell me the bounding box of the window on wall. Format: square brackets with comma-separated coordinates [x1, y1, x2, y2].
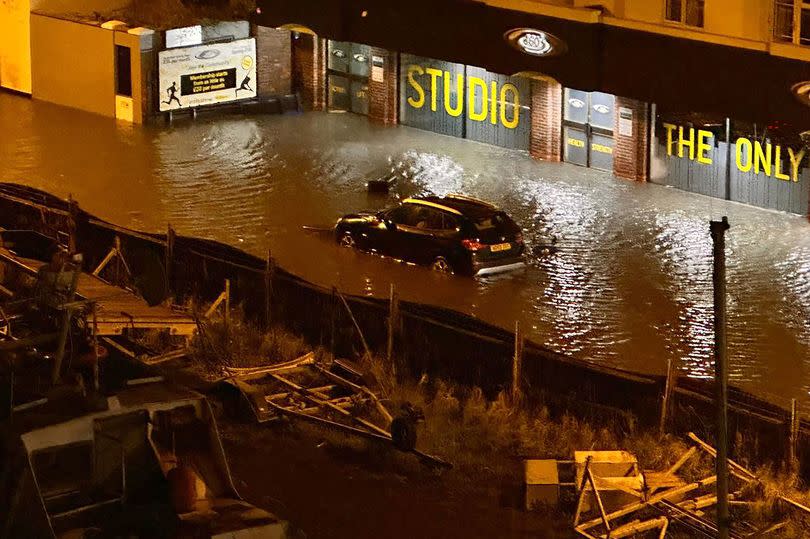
[665, 0, 705, 27]
[774, 0, 810, 45]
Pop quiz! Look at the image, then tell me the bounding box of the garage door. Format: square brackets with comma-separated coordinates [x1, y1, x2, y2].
[652, 123, 810, 215]
[399, 54, 465, 138]
[729, 140, 810, 214]
[399, 54, 531, 151]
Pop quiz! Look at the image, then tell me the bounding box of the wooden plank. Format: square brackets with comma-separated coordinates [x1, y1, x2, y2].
[648, 446, 696, 495]
[269, 372, 391, 438]
[603, 517, 667, 539]
[312, 364, 393, 424]
[586, 464, 610, 535]
[579, 475, 717, 531]
[687, 432, 757, 481]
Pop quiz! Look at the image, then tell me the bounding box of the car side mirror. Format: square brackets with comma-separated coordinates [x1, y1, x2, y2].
[383, 219, 397, 231]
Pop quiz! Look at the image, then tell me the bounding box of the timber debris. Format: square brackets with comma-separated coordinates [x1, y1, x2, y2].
[556, 433, 810, 538]
[219, 352, 451, 469]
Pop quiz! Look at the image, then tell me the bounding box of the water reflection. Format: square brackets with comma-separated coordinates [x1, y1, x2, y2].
[2, 92, 810, 407]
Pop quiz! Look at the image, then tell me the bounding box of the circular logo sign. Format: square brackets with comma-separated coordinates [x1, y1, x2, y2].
[504, 28, 566, 57]
[332, 49, 347, 58]
[568, 98, 585, 109]
[353, 53, 368, 63]
[791, 81, 810, 106]
[195, 49, 220, 60]
[241, 56, 253, 70]
[593, 104, 610, 114]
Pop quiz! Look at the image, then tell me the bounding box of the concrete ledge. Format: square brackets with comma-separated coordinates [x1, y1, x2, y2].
[479, 0, 601, 23]
[602, 15, 768, 52]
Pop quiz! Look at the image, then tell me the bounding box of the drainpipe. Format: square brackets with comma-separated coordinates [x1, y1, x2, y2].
[725, 118, 732, 200]
[647, 102, 655, 182]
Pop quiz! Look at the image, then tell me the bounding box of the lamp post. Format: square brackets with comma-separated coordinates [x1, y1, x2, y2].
[710, 216, 730, 539]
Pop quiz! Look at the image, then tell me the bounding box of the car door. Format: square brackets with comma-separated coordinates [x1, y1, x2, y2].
[376, 205, 418, 259]
[391, 206, 446, 265]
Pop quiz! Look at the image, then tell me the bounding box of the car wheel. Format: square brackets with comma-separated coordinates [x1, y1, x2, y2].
[431, 256, 454, 274]
[339, 232, 356, 249]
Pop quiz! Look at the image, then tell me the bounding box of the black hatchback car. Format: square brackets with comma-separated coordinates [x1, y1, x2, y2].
[334, 195, 525, 276]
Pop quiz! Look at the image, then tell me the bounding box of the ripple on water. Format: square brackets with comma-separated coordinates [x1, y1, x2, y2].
[2, 93, 810, 408]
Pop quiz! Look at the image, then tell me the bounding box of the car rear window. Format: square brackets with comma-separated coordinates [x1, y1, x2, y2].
[473, 212, 519, 234]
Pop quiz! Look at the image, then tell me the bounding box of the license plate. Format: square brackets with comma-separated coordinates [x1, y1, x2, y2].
[490, 243, 511, 252]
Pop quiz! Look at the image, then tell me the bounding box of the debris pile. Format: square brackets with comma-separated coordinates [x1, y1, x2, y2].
[528, 432, 810, 538]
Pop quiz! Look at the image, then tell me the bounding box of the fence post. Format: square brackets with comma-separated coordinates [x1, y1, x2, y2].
[67, 194, 78, 255]
[92, 307, 99, 391]
[165, 224, 175, 299]
[660, 357, 677, 435]
[330, 287, 337, 356]
[264, 249, 274, 329]
[512, 320, 524, 406]
[52, 254, 82, 384]
[789, 398, 800, 473]
[387, 284, 399, 374]
[224, 278, 231, 330]
[336, 289, 372, 361]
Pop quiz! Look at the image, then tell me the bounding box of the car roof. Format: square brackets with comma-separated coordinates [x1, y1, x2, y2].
[403, 195, 499, 219]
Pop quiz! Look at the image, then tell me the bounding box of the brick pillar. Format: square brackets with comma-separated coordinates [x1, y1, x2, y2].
[613, 96, 649, 181]
[254, 25, 291, 98]
[529, 78, 562, 162]
[368, 47, 398, 125]
[292, 33, 326, 111]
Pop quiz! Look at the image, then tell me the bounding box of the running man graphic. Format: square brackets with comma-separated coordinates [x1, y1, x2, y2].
[235, 74, 253, 97]
[163, 82, 181, 107]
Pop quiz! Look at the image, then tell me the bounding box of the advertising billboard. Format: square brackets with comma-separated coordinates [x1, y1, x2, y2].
[158, 38, 256, 112]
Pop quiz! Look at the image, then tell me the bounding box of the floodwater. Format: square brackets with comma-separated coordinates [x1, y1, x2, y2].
[2, 92, 810, 407]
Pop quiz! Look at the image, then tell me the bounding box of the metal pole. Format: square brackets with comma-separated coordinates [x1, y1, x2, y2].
[710, 216, 730, 539]
[512, 320, 524, 406]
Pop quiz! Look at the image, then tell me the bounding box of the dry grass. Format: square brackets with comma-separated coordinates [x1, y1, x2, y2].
[189, 305, 311, 372]
[389, 379, 689, 481]
[173, 310, 810, 535]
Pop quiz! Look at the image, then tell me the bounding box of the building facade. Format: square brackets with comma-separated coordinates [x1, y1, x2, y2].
[257, 0, 810, 216]
[1, 2, 293, 124]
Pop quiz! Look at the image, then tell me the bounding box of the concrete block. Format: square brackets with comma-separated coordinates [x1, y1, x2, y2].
[101, 20, 127, 31]
[524, 459, 560, 510]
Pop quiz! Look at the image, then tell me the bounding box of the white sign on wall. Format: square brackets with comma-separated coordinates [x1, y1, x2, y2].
[165, 25, 203, 49]
[371, 55, 384, 83]
[158, 38, 257, 112]
[619, 107, 633, 137]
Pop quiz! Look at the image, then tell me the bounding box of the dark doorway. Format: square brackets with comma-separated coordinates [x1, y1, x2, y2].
[115, 45, 132, 98]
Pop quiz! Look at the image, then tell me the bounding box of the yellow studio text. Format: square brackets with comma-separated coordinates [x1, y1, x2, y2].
[406, 65, 521, 129]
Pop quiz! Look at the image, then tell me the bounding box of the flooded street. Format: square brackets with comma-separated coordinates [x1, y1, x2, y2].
[2, 92, 810, 407]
